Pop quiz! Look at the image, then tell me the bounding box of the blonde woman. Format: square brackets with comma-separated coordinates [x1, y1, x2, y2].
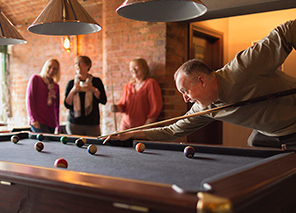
[111, 58, 163, 130]
[26, 58, 61, 133]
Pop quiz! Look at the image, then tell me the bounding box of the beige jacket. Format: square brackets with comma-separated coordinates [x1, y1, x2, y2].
[144, 20, 296, 141]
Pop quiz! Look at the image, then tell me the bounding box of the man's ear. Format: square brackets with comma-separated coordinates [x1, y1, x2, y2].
[197, 75, 206, 88]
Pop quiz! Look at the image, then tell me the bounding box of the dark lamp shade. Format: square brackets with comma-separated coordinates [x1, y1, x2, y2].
[116, 0, 207, 22]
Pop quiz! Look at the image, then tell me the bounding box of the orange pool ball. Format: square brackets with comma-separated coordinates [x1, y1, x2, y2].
[135, 143, 145, 153]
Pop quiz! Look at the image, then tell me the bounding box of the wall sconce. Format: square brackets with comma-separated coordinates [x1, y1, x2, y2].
[62, 36, 71, 53]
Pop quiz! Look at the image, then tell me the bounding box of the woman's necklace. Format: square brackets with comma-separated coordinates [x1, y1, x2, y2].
[134, 80, 145, 92]
[42, 76, 53, 85]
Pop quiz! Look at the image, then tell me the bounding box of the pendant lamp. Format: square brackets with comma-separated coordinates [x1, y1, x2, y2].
[0, 10, 27, 45]
[116, 0, 207, 22]
[28, 0, 101, 36]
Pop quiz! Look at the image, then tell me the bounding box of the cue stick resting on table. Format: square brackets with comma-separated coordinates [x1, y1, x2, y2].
[100, 88, 296, 143]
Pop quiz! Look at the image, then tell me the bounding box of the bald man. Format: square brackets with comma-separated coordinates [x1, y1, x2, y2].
[111, 20, 296, 148]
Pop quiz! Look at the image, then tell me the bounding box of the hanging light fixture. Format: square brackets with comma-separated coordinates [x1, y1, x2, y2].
[28, 0, 102, 36]
[0, 10, 27, 45]
[116, 0, 207, 22]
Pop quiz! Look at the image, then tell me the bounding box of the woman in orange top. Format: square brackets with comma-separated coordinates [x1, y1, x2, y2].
[111, 58, 163, 131]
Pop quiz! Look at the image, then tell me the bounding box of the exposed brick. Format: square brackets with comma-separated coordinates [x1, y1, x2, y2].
[4, 0, 188, 137]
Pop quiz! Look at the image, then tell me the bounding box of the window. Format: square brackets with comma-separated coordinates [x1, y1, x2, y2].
[0, 46, 11, 124]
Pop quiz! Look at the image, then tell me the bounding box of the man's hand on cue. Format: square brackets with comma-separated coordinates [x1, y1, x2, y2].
[102, 130, 146, 144]
[102, 132, 130, 144]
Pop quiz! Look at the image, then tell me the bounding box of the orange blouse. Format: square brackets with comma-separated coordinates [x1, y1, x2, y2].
[117, 78, 163, 130]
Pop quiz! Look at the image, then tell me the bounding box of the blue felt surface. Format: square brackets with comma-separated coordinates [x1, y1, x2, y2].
[0, 138, 283, 192]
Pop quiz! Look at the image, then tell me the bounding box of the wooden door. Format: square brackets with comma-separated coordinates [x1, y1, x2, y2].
[186, 24, 223, 144]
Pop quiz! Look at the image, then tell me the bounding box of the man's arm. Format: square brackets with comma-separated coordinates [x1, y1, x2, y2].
[107, 130, 146, 142]
[226, 20, 296, 76]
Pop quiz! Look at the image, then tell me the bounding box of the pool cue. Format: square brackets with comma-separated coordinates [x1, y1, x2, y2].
[110, 71, 118, 131]
[99, 88, 296, 140]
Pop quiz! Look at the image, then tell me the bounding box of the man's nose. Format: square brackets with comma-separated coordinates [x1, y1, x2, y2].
[183, 94, 190, 103]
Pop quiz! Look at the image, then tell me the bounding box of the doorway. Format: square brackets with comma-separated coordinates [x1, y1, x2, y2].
[186, 24, 223, 144]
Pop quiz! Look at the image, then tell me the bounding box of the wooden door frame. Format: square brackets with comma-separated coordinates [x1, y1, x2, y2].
[186, 24, 224, 144]
[189, 24, 223, 70]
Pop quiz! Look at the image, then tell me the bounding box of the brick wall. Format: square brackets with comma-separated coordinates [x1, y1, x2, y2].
[6, 0, 188, 137]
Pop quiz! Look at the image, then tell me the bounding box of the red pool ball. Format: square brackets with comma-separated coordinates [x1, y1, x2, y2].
[184, 146, 195, 158]
[54, 158, 68, 168]
[34, 141, 44, 152]
[135, 143, 145, 153]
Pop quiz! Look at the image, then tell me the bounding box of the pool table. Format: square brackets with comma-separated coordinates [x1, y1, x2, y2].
[0, 132, 295, 213]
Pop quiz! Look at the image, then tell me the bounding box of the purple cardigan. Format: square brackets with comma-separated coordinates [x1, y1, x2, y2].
[26, 74, 60, 130]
